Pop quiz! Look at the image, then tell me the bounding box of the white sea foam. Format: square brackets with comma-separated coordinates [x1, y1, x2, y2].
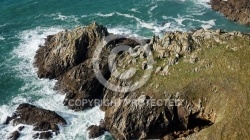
[114, 12, 183, 34]
[148, 5, 158, 16]
[193, 0, 210, 7]
[130, 8, 140, 13]
[0, 24, 7, 28]
[44, 13, 79, 23]
[108, 26, 137, 37]
[182, 0, 210, 8]
[0, 27, 107, 140]
[95, 12, 115, 17]
[0, 36, 5, 40]
[168, 15, 216, 30]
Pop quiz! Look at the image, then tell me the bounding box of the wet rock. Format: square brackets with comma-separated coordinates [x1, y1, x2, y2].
[87, 125, 106, 139]
[9, 103, 66, 126]
[33, 132, 53, 139]
[4, 116, 12, 125]
[7, 131, 20, 140]
[18, 126, 25, 131]
[55, 59, 107, 110]
[6, 103, 66, 139]
[33, 121, 59, 133]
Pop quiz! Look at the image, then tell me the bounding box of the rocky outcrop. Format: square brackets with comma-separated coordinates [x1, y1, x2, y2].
[98, 84, 213, 139]
[35, 23, 145, 110]
[88, 28, 250, 139]
[87, 125, 106, 138]
[34, 22, 109, 79]
[5, 103, 66, 139]
[7, 131, 20, 140]
[54, 36, 144, 110]
[34, 23, 250, 139]
[211, 0, 250, 26]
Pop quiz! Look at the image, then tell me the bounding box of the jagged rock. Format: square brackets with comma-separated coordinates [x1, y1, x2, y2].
[189, 53, 198, 63]
[34, 23, 146, 111]
[161, 65, 169, 75]
[7, 131, 20, 140]
[33, 121, 59, 133]
[142, 61, 147, 70]
[6, 103, 66, 138]
[34, 22, 109, 79]
[9, 103, 66, 126]
[4, 116, 12, 125]
[162, 135, 174, 140]
[155, 66, 162, 74]
[87, 125, 106, 139]
[18, 126, 24, 131]
[151, 31, 195, 59]
[211, 0, 250, 26]
[33, 23, 250, 140]
[55, 59, 108, 110]
[54, 36, 144, 110]
[33, 132, 53, 139]
[99, 90, 212, 140]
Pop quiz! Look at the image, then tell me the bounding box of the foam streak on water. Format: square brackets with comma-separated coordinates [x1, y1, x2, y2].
[0, 27, 107, 140]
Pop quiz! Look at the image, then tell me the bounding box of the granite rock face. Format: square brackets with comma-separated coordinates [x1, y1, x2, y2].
[35, 23, 145, 110]
[211, 0, 250, 26]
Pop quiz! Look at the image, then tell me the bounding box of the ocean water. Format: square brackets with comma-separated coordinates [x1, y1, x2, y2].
[0, 0, 250, 139]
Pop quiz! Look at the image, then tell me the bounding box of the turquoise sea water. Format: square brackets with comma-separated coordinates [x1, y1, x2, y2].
[0, 0, 250, 139]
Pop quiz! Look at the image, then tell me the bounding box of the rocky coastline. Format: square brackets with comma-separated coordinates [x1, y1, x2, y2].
[211, 0, 250, 26]
[4, 22, 250, 140]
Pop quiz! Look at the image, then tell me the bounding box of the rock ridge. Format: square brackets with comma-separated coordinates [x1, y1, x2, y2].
[30, 23, 250, 139]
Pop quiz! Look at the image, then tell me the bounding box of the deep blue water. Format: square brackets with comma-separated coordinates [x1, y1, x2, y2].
[0, 0, 250, 139]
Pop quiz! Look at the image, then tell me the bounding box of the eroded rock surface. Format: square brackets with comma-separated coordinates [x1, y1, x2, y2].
[211, 0, 250, 26]
[34, 22, 109, 79]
